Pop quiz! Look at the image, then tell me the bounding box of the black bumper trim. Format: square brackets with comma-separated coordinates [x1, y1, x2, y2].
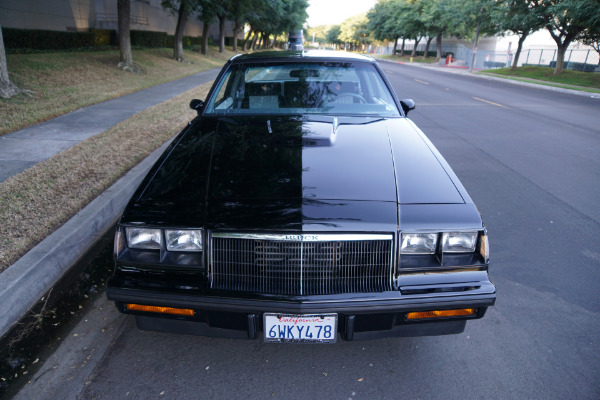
[107, 287, 496, 314]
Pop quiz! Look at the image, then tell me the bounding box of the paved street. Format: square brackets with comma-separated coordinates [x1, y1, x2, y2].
[15, 62, 600, 400]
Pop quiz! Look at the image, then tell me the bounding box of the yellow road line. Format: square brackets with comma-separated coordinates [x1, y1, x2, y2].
[473, 97, 508, 108]
[414, 79, 429, 85]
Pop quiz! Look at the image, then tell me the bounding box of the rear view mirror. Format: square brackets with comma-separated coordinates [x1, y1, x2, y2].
[290, 69, 320, 78]
[189, 99, 204, 114]
[400, 99, 415, 116]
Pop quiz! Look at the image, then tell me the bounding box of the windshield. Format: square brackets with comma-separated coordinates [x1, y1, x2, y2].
[204, 61, 400, 117]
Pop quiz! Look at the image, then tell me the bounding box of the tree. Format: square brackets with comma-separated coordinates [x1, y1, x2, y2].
[325, 25, 342, 47]
[531, 0, 600, 74]
[367, 0, 405, 55]
[225, 0, 253, 51]
[117, 0, 135, 71]
[582, 23, 600, 66]
[162, 0, 196, 62]
[307, 24, 330, 45]
[197, 0, 218, 56]
[1, 25, 20, 98]
[493, 0, 545, 70]
[340, 14, 369, 50]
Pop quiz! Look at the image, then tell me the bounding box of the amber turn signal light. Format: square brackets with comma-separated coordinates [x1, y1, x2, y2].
[406, 308, 476, 320]
[126, 304, 194, 316]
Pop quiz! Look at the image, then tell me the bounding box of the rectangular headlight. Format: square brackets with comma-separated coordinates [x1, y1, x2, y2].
[165, 229, 203, 252]
[401, 233, 438, 254]
[126, 227, 162, 250]
[441, 232, 478, 253]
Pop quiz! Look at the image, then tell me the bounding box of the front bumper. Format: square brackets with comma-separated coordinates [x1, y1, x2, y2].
[106, 285, 496, 340]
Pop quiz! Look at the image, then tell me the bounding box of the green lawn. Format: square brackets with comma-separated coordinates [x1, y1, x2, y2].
[0, 46, 235, 135]
[375, 54, 440, 64]
[480, 66, 600, 92]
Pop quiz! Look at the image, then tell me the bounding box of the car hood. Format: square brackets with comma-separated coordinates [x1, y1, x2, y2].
[123, 116, 466, 229]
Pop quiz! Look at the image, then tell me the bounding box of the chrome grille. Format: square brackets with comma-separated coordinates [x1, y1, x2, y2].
[210, 233, 393, 295]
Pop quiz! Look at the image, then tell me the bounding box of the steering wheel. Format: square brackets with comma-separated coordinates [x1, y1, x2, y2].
[336, 93, 367, 104]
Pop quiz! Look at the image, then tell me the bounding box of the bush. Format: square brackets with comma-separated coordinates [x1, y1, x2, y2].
[166, 34, 203, 49]
[484, 61, 507, 68]
[3, 28, 117, 52]
[92, 29, 115, 46]
[549, 60, 597, 72]
[4, 28, 94, 50]
[130, 30, 167, 48]
[395, 49, 437, 57]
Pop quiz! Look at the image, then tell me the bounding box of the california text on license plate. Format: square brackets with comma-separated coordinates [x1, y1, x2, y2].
[264, 313, 337, 343]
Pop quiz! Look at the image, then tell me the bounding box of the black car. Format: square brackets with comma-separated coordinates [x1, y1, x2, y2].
[107, 50, 495, 343]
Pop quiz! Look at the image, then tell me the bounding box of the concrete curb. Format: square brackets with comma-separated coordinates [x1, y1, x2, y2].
[0, 138, 172, 339]
[376, 58, 600, 99]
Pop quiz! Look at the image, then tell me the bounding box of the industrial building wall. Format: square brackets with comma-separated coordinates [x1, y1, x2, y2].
[0, 0, 231, 39]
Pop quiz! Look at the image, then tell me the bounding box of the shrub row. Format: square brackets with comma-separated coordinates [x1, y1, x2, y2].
[2, 28, 115, 50]
[549, 60, 597, 73]
[395, 49, 438, 57]
[3, 28, 208, 52]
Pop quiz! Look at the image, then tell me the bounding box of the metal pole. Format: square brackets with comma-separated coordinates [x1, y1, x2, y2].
[526, 49, 530, 64]
[538, 49, 543, 65]
[567, 49, 573, 69]
[583, 49, 590, 70]
[469, 18, 481, 72]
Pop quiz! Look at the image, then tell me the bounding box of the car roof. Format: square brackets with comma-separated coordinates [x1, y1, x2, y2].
[230, 50, 376, 64]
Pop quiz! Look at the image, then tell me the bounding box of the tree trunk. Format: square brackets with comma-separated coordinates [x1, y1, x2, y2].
[232, 23, 243, 52]
[468, 20, 480, 72]
[399, 38, 405, 56]
[512, 34, 527, 70]
[554, 43, 568, 74]
[243, 29, 253, 51]
[0, 25, 19, 98]
[173, 1, 188, 61]
[218, 14, 226, 53]
[424, 37, 434, 58]
[117, 0, 133, 70]
[201, 21, 210, 56]
[250, 31, 259, 50]
[411, 37, 421, 57]
[260, 32, 265, 49]
[436, 32, 443, 59]
[392, 36, 398, 55]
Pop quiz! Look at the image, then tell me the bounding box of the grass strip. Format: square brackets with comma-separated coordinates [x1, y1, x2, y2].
[374, 54, 440, 64]
[479, 66, 600, 92]
[0, 47, 233, 135]
[0, 82, 212, 272]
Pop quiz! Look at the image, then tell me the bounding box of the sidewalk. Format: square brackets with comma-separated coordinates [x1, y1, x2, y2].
[0, 67, 220, 339]
[0, 68, 221, 183]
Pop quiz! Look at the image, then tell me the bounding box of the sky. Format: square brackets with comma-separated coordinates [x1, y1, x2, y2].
[307, 0, 377, 27]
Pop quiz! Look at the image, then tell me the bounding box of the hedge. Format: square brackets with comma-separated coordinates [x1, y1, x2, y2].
[395, 49, 437, 57]
[3, 28, 116, 51]
[2, 28, 204, 52]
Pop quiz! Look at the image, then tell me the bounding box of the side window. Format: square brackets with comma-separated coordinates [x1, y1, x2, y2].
[212, 71, 234, 110]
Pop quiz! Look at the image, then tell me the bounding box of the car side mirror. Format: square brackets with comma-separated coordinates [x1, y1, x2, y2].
[189, 99, 204, 114]
[400, 99, 415, 116]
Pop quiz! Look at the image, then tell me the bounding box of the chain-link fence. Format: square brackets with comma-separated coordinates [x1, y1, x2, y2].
[379, 42, 600, 72]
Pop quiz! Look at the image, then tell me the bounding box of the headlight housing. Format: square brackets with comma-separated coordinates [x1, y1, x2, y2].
[165, 229, 203, 252]
[126, 227, 162, 250]
[441, 232, 478, 253]
[400, 230, 488, 269]
[400, 233, 438, 254]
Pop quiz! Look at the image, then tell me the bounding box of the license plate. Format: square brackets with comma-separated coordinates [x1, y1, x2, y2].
[264, 313, 337, 343]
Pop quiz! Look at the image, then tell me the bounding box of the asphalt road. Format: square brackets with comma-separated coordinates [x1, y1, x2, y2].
[15, 63, 600, 400]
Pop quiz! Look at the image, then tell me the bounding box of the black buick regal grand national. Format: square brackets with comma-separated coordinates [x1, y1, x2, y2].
[107, 51, 496, 343]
